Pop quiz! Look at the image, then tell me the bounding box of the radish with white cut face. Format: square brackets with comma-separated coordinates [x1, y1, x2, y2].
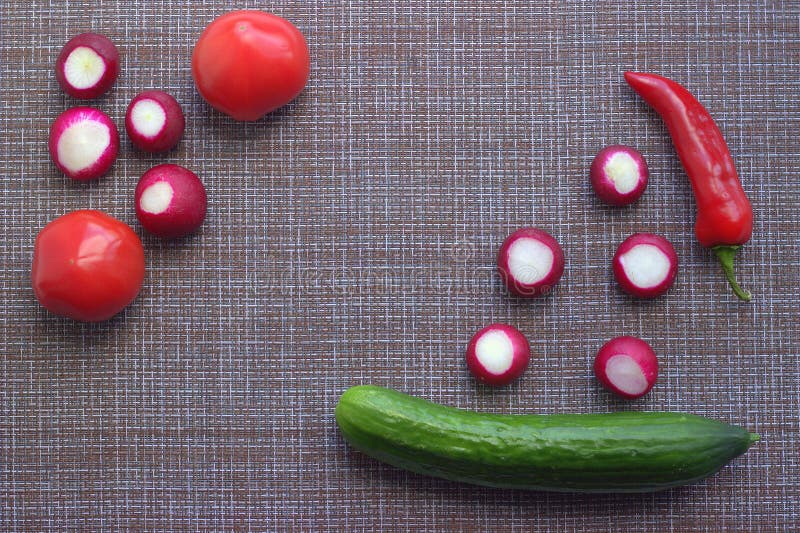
[497, 227, 565, 297]
[55, 33, 120, 99]
[48, 107, 119, 181]
[466, 324, 531, 386]
[594, 336, 659, 399]
[613, 233, 678, 299]
[125, 90, 185, 152]
[590, 145, 649, 206]
[134, 164, 207, 239]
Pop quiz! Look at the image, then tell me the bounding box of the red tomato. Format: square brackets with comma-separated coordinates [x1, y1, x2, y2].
[191, 11, 310, 121]
[31, 210, 146, 322]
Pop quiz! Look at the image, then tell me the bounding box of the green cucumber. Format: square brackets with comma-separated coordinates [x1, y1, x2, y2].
[335, 385, 758, 493]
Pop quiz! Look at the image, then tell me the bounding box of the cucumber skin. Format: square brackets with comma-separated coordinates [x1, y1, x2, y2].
[335, 385, 758, 493]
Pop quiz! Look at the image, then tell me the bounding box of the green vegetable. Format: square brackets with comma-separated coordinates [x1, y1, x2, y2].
[335, 385, 758, 493]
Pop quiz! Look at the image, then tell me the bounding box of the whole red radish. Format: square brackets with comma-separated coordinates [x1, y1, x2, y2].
[49, 107, 119, 181]
[466, 324, 531, 386]
[613, 233, 678, 299]
[125, 90, 185, 152]
[55, 33, 120, 99]
[594, 336, 659, 399]
[135, 164, 207, 239]
[590, 145, 649, 206]
[497, 227, 565, 297]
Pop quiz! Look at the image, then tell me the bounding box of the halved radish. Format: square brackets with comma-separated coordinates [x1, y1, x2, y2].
[497, 227, 565, 297]
[55, 33, 120, 99]
[590, 145, 649, 206]
[48, 107, 119, 181]
[125, 90, 185, 152]
[466, 324, 531, 386]
[613, 233, 678, 299]
[134, 164, 207, 239]
[594, 336, 659, 399]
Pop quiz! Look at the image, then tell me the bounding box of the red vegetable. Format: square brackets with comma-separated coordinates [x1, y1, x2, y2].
[613, 233, 678, 299]
[191, 11, 310, 121]
[31, 210, 145, 322]
[497, 228, 565, 297]
[125, 90, 185, 152]
[134, 164, 207, 239]
[55, 33, 120, 99]
[49, 107, 119, 181]
[625, 72, 753, 301]
[594, 336, 659, 400]
[590, 145, 649, 206]
[465, 324, 531, 386]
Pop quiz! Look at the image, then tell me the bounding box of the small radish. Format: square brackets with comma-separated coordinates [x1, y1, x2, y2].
[134, 164, 207, 239]
[594, 336, 659, 399]
[497, 227, 565, 297]
[590, 145, 649, 206]
[125, 90, 185, 152]
[55, 33, 120, 99]
[466, 324, 531, 386]
[48, 107, 119, 181]
[613, 233, 678, 299]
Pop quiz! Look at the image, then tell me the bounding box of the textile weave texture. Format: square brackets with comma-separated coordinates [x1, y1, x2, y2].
[1, 0, 798, 530]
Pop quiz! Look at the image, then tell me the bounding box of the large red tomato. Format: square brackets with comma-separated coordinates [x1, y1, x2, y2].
[31, 210, 146, 322]
[191, 11, 310, 121]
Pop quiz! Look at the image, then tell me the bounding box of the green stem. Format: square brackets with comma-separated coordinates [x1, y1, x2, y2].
[712, 245, 752, 302]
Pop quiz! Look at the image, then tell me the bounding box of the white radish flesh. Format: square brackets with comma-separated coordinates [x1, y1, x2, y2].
[139, 181, 174, 214]
[474, 329, 515, 375]
[604, 355, 649, 396]
[130, 99, 166, 136]
[619, 245, 671, 288]
[57, 120, 110, 173]
[507, 238, 554, 285]
[63, 47, 106, 89]
[48, 107, 119, 181]
[603, 152, 639, 193]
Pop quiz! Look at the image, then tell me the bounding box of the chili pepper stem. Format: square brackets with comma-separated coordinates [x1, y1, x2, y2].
[712, 245, 752, 302]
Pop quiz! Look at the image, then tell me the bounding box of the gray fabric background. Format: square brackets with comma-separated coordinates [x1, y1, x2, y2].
[1, 0, 798, 530]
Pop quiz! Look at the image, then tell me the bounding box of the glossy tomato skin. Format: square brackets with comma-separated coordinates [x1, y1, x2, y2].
[192, 11, 310, 121]
[31, 210, 146, 322]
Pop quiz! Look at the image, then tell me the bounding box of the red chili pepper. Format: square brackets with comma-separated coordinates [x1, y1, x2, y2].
[624, 71, 753, 301]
